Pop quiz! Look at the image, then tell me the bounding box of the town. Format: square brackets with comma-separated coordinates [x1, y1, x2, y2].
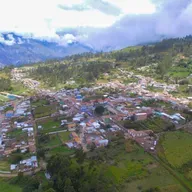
[0, 68, 191, 175]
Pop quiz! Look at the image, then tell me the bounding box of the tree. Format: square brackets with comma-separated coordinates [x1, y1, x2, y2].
[63, 178, 75, 192]
[45, 189, 55, 192]
[95, 105, 105, 115]
[75, 149, 86, 164]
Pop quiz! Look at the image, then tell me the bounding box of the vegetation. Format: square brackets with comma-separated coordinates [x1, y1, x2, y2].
[29, 61, 113, 88]
[0, 178, 22, 192]
[158, 131, 192, 168]
[95, 105, 105, 115]
[121, 117, 175, 133]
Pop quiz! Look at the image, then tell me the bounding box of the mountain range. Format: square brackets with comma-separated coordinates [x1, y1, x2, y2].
[0, 33, 94, 65]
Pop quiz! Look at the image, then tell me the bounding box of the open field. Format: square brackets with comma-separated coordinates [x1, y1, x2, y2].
[58, 131, 71, 142]
[47, 146, 75, 156]
[121, 117, 174, 133]
[0, 161, 10, 171]
[41, 134, 61, 149]
[123, 166, 185, 192]
[158, 131, 192, 168]
[87, 137, 186, 191]
[34, 105, 57, 118]
[31, 99, 49, 107]
[37, 118, 67, 134]
[0, 179, 22, 192]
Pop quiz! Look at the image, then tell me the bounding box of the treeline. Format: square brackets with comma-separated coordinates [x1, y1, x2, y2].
[30, 61, 113, 87]
[0, 78, 12, 91]
[0, 66, 12, 91]
[10, 153, 116, 192]
[45, 154, 116, 192]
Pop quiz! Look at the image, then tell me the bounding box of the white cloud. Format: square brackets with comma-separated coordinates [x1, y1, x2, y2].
[104, 0, 156, 14]
[0, 34, 15, 46]
[0, 0, 155, 39]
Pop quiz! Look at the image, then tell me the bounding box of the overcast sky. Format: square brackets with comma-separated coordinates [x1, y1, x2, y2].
[0, 0, 192, 49]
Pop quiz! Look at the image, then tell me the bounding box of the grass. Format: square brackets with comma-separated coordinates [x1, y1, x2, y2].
[48, 146, 75, 156]
[0, 161, 10, 171]
[34, 105, 57, 118]
[37, 118, 66, 134]
[122, 166, 186, 192]
[31, 99, 49, 107]
[38, 118, 60, 129]
[0, 179, 22, 192]
[58, 132, 71, 142]
[158, 131, 192, 168]
[121, 117, 173, 133]
[42, 135, 61, 148]
[10, 82, 31, 96]
[87, 136, 186, 191]
[0, 94, 9, 102]
[7, 129, 26, 138]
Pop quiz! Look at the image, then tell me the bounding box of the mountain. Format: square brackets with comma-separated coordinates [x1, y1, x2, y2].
[0, 33, 94, 65]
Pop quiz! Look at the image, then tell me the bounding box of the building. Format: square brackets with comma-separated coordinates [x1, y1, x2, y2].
[134, 113, 148, 121]
[67, 123, 76, 131]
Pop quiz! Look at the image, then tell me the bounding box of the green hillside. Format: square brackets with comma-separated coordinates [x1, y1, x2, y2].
[24, 36, 192, 97]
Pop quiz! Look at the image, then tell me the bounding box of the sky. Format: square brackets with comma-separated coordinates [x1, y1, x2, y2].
[0, 0, 192, 49]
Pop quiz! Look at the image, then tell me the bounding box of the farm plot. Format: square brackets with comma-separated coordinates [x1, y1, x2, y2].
[58, 132, 71, 143]
[158, 131, 192, 168]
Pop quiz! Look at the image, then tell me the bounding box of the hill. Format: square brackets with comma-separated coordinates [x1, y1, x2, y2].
[24, 36, 192, 96]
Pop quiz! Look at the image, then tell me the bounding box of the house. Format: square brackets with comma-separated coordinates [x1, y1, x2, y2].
[5, 110, 14, 118]
[10, 164, 17, 171]
[70, 132, 81, 144]
[95, 139, 109, 147]
[128, 129, 152, 138]
[92, 122, 100, 129]
[22, 127, 33, 132]
[67, 123, 76, 131]
[66, 142, 74, 148]
[134, 113, 148, 121]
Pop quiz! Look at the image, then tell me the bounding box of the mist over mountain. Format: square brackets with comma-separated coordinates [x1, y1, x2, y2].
[0, 33, 93, 65]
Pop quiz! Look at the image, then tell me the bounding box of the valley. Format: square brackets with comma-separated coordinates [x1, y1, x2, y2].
[0, 37, 192, 192]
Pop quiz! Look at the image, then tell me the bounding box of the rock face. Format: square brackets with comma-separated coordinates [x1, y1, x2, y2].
[0, 33, 93, 65]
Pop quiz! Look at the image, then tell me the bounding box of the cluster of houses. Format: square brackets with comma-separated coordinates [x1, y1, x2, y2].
[0, 99, 37, 172]
[41, 85, 189, 152]
[10, 156, 38, 172]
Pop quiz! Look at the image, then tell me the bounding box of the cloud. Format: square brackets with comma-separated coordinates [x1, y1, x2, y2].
[58, 0, 121, 16]
[0, 0, 192, 50]
[0, 34, 15, 46]
[77, 0, 192, 50]
[86, 0, 121, 16]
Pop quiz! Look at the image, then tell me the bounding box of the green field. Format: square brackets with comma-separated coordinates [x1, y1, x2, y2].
[34, 105, 57, 118]
[32, 99, 49, 107]
[0, 179, 22, 192]
[121, 117, 174, 133]
[42, 134, 61, 148]
[0, 161, 10, 171]
[86, 137, 185, 191]
[38, 118, 60, 129]
[48, 146, 75, 156]
[158, 131, 192, 168]
[7, 129, 26, 138]
[58, 131, 71, 142]
[37, 118, 67, 134]
[123, 166, 185, 192]
[10, 82, 31, 96]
